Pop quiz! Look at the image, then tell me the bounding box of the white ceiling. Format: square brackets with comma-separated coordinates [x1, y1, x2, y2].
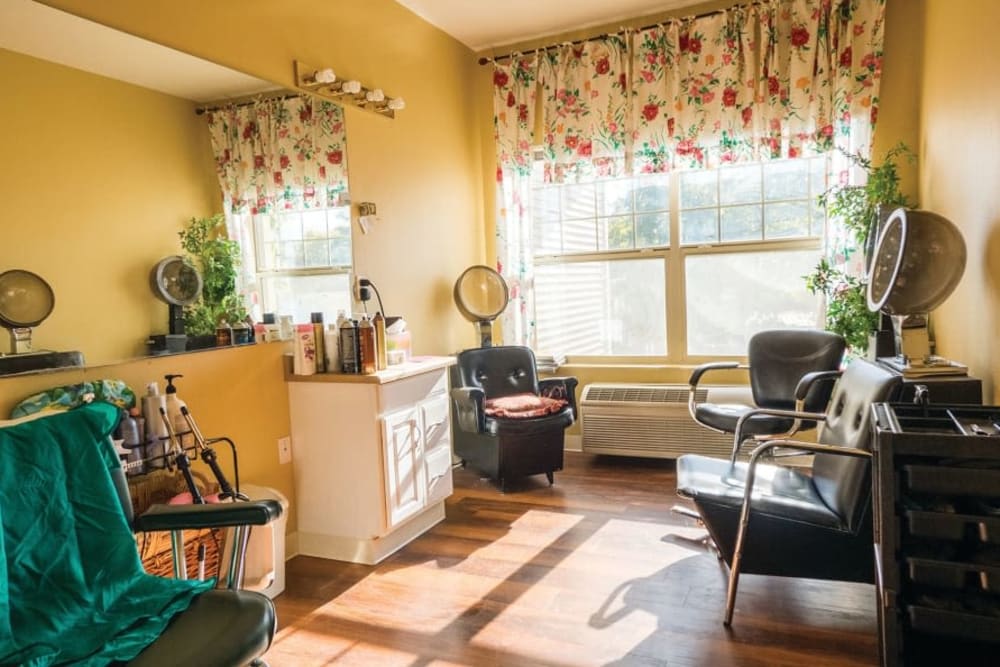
[395, 0, 704, 51]
[0, 0, 275, 103]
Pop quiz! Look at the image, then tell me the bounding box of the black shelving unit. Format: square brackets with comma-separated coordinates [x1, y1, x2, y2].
[871, 403, 1000, 666]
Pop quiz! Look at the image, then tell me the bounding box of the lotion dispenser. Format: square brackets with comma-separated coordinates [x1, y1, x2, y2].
[164, 374, 188, 437]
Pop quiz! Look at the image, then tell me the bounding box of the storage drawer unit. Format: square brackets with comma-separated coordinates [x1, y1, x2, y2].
[871, 403, 1000, 666]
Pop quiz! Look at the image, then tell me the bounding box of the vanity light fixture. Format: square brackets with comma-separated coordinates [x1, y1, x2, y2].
[295, 60, 403, 119]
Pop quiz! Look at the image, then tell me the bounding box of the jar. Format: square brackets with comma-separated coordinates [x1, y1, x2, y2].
[215, 321, 233, 346]
[232, 321, 250, 345]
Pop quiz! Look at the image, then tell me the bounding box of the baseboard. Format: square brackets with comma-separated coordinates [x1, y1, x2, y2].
[285, 531, 299, 560]
[564, 434, 582, 452]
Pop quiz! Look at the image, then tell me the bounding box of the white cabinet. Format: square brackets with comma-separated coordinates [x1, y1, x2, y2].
[287, 357, 454, 564]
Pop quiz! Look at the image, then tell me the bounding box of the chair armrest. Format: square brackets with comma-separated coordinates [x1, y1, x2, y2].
[539, 376, 579, 414]
[134, 499, 282, 532]
[688, 361, 744, 388]
[450, 387, 486, 434]
[688, 362, 746, 424]
[730, 408, 827, 464]
[794, 369, 842, 412]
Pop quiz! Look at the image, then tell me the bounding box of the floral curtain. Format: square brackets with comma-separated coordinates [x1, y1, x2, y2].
[493, 55, 540, 346]
[205, 96, 349, 215]
[492, 0, 886, 346]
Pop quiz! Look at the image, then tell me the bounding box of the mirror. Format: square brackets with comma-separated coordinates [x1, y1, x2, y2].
[0, 0, 340, 370]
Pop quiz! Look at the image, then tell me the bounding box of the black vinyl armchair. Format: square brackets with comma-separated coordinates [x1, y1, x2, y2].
[451, 346, 578, 491]
[676, 359, 901, 625]
[688, 329, 846, 445]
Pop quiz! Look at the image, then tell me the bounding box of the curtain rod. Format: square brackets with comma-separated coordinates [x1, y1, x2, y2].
[476, 0, 770, 65]
[195, 92, 304, 115]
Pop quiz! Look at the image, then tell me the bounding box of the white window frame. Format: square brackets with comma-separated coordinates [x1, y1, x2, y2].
[531, 156, 828, 363]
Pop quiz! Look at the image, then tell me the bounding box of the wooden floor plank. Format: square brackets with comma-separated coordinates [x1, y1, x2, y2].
[269, 453, 877, 666]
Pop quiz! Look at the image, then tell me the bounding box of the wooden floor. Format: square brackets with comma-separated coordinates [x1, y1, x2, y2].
[268, 453, 878, 666]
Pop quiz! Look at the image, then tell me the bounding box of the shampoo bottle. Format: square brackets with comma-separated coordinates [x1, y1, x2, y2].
[293, 323, 317, 375]
[142, 382, 168, 468]
[311, 312, 326, 373]
[163, 374, 188, 441]
[359, 315, 376, 375]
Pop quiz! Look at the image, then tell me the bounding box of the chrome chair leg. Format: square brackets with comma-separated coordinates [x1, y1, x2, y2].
[724, 462, 759, 626]
[170, 530, 187, 579]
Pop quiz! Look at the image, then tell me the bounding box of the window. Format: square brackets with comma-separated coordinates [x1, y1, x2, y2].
[232, 205, 353, 325]
[530, 157, 826, 360]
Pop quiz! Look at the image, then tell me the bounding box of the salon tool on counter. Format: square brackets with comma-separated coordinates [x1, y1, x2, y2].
[181, 405, 248, 502]
[159, 406, 204, 504]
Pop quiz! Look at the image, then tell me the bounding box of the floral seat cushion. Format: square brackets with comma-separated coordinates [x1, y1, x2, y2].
[484, 393, 568, 419]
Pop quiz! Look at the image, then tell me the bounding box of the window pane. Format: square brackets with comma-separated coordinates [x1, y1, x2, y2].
[685, 249, 821, 355]
[259, 273, 351, 325]
[563, 218, 597, 252]
[680, 171, 717, 208]
[720, 205, 763, 242]
[302, 210, 328, 239]
[278, 241, 304, 268]
[277, 213, 303, 241]
[809, 156, 828, 195]
[562, 183, 596, 219]
[532, 187, 561, 223]
[764, 201, 811, 238]
[535, 259, 666, 355]
[636, 212, 669, 247]
[811, 200, 826, 237]
[597, 179, 633, 216]
[764, 160, 809, 201]
[719, 165, 761, 206]
[681, 208, 719, 244]
[303, 239, 329, 267]
[635, 174, 669, 212]
[602, 216, 633, 250]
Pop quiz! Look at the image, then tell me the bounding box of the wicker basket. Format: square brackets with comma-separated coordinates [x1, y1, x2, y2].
[128, 468, 225, 579]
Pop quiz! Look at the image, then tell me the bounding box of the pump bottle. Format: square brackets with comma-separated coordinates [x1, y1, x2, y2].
[164, 374, 188, 436]
[142, 381, 168, 467]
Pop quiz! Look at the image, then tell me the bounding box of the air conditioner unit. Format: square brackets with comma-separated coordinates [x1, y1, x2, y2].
[580, 383, 748, 459]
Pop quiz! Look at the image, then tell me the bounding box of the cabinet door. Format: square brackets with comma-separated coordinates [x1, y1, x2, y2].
[382, 407, 427, 529]
[420, 394, 453, 505]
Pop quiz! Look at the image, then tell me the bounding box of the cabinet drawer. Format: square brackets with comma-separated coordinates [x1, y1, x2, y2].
[907, 605, 1000, 643]
[425, 444, 453, 505]
[380, 369, 447, 414]
[903, 464, 1000, 497]
[906, 510, 1000, 544]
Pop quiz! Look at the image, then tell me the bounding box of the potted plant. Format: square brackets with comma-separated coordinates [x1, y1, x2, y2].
[805, 143, 914, 354]
[178, 214, 247, 348]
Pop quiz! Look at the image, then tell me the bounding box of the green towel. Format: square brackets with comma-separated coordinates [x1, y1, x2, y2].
[0, 402, 213, 666]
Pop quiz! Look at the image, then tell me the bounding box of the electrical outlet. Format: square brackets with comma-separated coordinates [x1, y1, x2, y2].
[278, 436, 292, 464]
[353, 274, 367, 301]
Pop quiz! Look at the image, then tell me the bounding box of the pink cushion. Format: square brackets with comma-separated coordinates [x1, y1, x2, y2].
[484, 393, 568, 419]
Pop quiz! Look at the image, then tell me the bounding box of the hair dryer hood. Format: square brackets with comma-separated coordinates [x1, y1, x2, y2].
[866, 208, 966, 315]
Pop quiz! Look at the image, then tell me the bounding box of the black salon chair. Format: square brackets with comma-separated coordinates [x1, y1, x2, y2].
[2, 403, 281, 666]
[688, 329, 846, 449]
[451, 346, 578, 491]
[676, 358, 901, 625]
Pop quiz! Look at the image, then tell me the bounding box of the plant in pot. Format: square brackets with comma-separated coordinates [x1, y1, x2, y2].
[178, 214, 247, 349]
[805, 143, 914, 355]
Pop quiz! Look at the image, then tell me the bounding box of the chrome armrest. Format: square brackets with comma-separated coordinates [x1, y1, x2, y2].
[730, 408, 827, 464]
[688, 362, 747, 423]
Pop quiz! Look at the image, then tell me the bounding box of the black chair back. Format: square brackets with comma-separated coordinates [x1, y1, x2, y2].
[813, 359, 901, 530]
[456, 346, 540, 399]
[748, 329, 846, 411]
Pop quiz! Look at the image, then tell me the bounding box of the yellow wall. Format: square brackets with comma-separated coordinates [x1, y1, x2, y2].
[0, 48, 218, 364]
[919, 0, 1000, 401]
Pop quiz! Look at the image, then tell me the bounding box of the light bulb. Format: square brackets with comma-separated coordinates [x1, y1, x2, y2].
[365, 88, 385, 103]
[387, 97, 405, 111]
[313, 68, 336, 84]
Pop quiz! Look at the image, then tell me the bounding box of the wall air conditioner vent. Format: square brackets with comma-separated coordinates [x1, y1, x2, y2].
[580, 383, 737, 460]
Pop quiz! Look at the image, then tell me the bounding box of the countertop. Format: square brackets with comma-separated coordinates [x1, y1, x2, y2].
[284, 355, 454, 385]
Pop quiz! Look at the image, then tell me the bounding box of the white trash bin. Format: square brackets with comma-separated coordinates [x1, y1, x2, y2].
[236, 483, 289, 599]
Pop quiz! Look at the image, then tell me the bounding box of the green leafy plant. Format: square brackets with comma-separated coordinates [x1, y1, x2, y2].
[805, 143, 914, 354]
[179, 214, 247, 336]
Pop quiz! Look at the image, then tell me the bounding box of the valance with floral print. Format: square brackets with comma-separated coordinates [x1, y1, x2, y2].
[493, 0, 886, 182]
[206, 96, 349, 214]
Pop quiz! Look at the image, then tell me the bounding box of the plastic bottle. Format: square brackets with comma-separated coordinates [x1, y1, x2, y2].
[325, 324, 341, 373]
[142, 381, 168, 468]
[339, 317, 359, 373]
[163, 374, 188, 436]
[373, 311, 387, 371]
[359, 315, 376, 375]
[311, 312, 326, 373]
[293, 323, 317, 375]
